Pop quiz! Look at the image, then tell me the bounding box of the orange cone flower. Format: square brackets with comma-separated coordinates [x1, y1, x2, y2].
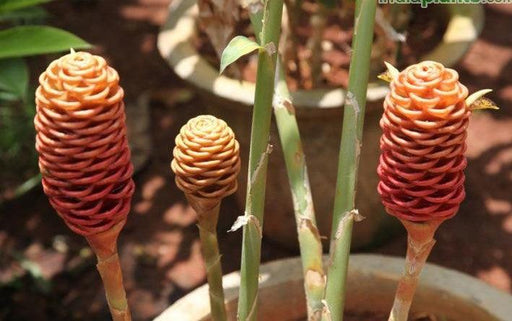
[34, 51, 134, 236]
[171, 115, 240, 201]
[377, 61, 470, 222]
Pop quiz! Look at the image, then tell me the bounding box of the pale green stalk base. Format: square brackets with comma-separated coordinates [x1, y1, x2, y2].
[388, 220, 440, 321]
[323, 1, 377, 321]
[187, 195, 227, 321]
[238, 0, 284, 320]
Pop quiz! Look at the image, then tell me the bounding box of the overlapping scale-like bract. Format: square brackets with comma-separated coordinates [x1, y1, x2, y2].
[171, 115, 240, 199]
[34, 51, 134, 236]
[377, 61, 470, 222]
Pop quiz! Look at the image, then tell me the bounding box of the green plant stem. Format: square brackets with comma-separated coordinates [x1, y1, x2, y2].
[190, 198, 227, 321]
[248, 5, 325, 320]
[237, 0, 284, 320]
[388, 220, 440, 321]
[274, 62, 325, 321]
[323, 1, 377, 321]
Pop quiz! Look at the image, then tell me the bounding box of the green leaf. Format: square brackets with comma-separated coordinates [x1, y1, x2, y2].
[0, 6, 48, 24]
[23, 86, 36, 116]
[0, 26, 91, 59]
[220, 36, 261, 74]
[0, 58, 28, 98]
[318, 0, 337, 8]
[0, 90, 19, 102]
[0, 0, 52, 13]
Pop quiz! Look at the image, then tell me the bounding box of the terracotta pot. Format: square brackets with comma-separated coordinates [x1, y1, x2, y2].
[157, 0, 484, 249]
[154, 254, 512, 321]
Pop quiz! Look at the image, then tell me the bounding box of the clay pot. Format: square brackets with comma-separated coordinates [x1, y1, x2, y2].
[154, 254, 512, 321]
[157, 0, 484, 249]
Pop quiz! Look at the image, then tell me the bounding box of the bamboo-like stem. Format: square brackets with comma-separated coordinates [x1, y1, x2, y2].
[307, 5, 327, 88]
[187, 195, 227, 321]
[388, 220, 441, 321]
[86, 221, 131, 321]
[323, 1, 377, 321]
[237, 0, 284, 319]
[274, 62, 325, 321]
[248, 6, 326, 320]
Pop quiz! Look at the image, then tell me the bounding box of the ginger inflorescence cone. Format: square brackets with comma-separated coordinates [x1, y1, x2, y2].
[171, 115, 241, 321]
[377, 61, 471, 321]
[34, 51, 134, 321]
[171, 115, 240, 201]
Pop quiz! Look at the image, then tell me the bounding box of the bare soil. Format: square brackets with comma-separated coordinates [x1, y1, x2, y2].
[1, 1, 512, 321]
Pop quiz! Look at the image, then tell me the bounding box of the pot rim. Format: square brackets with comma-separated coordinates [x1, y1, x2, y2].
[157, 0, 484, 109]
[154, 254, 512, 321]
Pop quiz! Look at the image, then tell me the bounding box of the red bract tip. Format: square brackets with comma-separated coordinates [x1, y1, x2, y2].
[377, 61, 470, 222]
[34, 52, 134, 236]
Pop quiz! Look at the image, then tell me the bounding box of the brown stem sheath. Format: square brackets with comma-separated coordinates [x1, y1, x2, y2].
[86, 221, 131, 321]
[388, 220, 442, 321]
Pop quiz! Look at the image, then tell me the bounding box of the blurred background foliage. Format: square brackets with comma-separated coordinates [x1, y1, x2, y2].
[0, 0, 90, 205]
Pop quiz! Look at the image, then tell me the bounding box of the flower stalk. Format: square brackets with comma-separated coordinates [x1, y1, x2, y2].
[388, 220, 440, 321]
[237, 0, 284, 319]
[87, 222, 131, 321]
[323, 1, 377, 320]
[189, 196, 227, 321]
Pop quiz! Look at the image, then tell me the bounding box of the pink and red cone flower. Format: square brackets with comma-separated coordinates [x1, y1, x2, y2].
[377, 61, 470, 223]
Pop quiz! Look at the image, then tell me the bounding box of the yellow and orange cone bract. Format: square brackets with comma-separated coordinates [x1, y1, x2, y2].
[171, 115, 240, 202]
[34, 51, 133, 321]
[171, 115, 240, 321]
[377, 61, 472, 321]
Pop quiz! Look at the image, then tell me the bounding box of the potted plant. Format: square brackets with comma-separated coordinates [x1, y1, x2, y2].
[28, 0, 509, 319]
[157, 0, 485, 250]
[158, 0, 507, 320]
